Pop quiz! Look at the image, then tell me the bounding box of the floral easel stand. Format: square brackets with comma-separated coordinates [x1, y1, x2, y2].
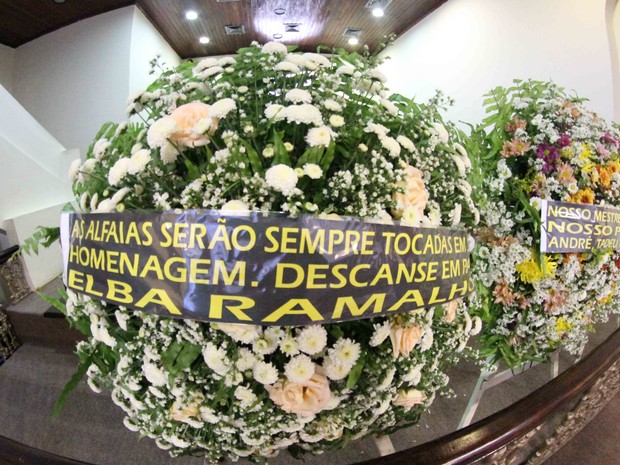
[458, 352, 560, 429]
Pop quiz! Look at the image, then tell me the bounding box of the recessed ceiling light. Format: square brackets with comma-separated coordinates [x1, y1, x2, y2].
[186, 10, 198, 20]
[372, 7, 384, 17]
[274, 7, 286, 15]
[348, 37, 359, 46]
[273, 33, 283, 39]
[199, 36, 210, 44]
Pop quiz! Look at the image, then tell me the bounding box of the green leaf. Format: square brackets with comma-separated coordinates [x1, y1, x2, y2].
[18, 226, 60, 256]
[273, 130, 291, 166]
[239, 139, 263, 175]
[319, 140, 336, 172]
[162, 342, 201, 378]
[53, 353, 92, 418]
[184, 158, 201, 181]
[38, 291, 67, 316]
[346, 352, 366, 389]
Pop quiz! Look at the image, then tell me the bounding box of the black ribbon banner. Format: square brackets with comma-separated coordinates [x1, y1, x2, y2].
[540, 200, 620, 253]
[60, 211, 472, 326]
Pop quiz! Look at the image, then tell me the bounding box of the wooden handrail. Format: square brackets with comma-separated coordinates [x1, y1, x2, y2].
[1, 328, 619, 465]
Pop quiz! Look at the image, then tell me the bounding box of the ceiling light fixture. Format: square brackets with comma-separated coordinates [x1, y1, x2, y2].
[348, 37, 359, 45]
[199, 36, 210, 44]
[273, 33, 283, 39]
[372, 7, 384, 17]
[274, 8, 286, 15]
[185, 10, 198, 20]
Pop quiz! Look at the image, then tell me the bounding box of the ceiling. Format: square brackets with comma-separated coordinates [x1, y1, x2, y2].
[0, 0, 446, 59]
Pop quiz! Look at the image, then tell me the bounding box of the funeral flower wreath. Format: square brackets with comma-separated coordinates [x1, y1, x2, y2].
[467, 80, 620, 367]
[60, 42, 482, 461]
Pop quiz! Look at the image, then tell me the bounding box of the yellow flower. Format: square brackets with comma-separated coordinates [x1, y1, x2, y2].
[560, 146, 573, 159]
[516, 254, 557, 284]
[555, 317, 572, 335]
[579, 143, 593, 161]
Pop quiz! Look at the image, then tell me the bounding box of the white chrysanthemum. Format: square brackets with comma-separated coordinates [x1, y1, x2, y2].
[108, 158, 130, 186]
[234, 385, 258, 408]
[365, 122, 389, 136]
[160, 141, 179, 164]
[262, 146, 275, 158]
[68, 158, 81, 181]
[451, 154, 467, 177]
[306, 126, 333, 147]
[284, 355, 315, 383]
[367, 69, 387, 82]
[211, 98, 236, 118]
[419, 329, 434, 351]
[397, 135, 415, 152]
[78, 158, 97, 184]
[218, 56, 236, 66]
[471, 316, 483, 335]
[147, 117, 177, 148]
[323, 99, 342, 112]
[296, 325, 328, 355]
[143, 362, 167, 387]
[284, 104, 323, 125]
[431, 122, 450, 143]
[111, 188, 130, 205]
[127, 149, 151, 175]
[380, 98, 399, 115]
[193, 57, 219, 74]
[279, 335, 300, 356]
[323, 357, 350, 380]
[329, 338, 361, 369]
[202, 342, 229, 376]
[80, 192, 89, 210]
[450, 203, 462, 226]
[236, 348, 258, 372]
[252, 334, 278, 355]
[265, 104, 286, 122]
[302, 52, 331, 67]
[369, 320, 391, 346]
[274, 61, 301, 73]
[214, 322, 261, 343]
[220, 200, 250, 214]
[95, 198, 116, 213]
[89, 192, 99, 211]
[336, 65, 355, 75]
[285, 88, 313, 104]
[401, 205, 424, 227]
[201, 66, 224, 78]
[93, 138, 111, 159]
[329, 114, 345, 128]
[265, 164, 298, 194]
[402, 364, 423, 385]
[253, 361, 279, 385]
[380, 136, 401, 156]
[303, 163, 323, 179]
[262, 41, 288, 54]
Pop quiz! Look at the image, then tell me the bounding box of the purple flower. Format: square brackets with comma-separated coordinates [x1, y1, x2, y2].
[601, 131, 618, 147]
[536, 143, 560, 174]
[557, 134, 571, 147]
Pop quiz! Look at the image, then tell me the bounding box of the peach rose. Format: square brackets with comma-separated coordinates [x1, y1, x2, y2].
[393, 165, 429, 219]
[267, 367, 332, 417]
[170, 395, 203, 424]
[443, 298, 461, 323]
[393, 389, 426, 411]
[169, 101, 218, 147]
[390, 324, 423, 357]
